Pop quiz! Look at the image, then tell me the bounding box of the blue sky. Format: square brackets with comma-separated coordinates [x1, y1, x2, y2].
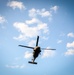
[0, 0, 74, 75]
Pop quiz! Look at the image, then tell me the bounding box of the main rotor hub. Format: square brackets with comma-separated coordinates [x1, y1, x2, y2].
[34, 46, 41, 52]
[34, 46, 40, 50]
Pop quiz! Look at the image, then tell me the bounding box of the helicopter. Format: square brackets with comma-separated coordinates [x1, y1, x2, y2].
[19, 36, 56, 64]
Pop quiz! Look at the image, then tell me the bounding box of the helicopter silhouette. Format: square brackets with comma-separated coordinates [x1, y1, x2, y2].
[19, 36, 56, 64]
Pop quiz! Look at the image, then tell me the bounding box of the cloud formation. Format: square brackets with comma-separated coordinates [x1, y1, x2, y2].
[67, 41, 74, 48]
[67, 32, 74, 38]
[57, 40, 62, 44]
[65, 49, 74, 56]
[0, 16, 6, 24]
[24, 51, 32, 59]
[13, 5, 58, 41]
[13, 19, 49, 41]
[28, 40, 36, 46]
[65, 41, 74, 56]
[42, 47, 55, 58]
[42, 50, 55, 58]
[7, 1, 25, 10]
[29, 6, 59, 18]
[37, 8, 52, 17]
[6, 64, 25, 69]
[25, 18, 40, 24]
[29, 8, 52, 18]
[50, 6, 59, 12]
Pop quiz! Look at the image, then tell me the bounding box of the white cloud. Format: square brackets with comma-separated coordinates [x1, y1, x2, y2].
[65, 41, 74, 56]
[25, 18, 39, 24]
[29, 8, 37, 17]
[28, 7, 58, 22]
[57, 40, 62, 44]
[13, 22, 39, 40]
[50, 6, 59, 12]
[42, 47, 55, 58]
[13, 6, 58, 41]
[13, 34, 27, 41]
[6, 64, 25, 69]
[37, 22, 49, 33]
[67, 32, 74, 38]
[28, 40, 36, 47]
[24, 51, 32, 59]
[42, 50, 55, 58]
[13, 21, 49, 41]
[42, 36, 48, 40]
[67, 41, 74, 48]
[29, 8, 52, 18]
[0, 16, 7, 24]
[38, 8, 52, 17]
[7, 1, 25, 10]
[65, 49, 74, 56]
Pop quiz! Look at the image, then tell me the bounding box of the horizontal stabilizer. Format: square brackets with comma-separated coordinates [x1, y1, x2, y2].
[28, 61, 37, 64]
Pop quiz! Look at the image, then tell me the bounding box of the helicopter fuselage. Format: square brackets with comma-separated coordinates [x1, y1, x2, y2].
[33, 46, 41, 62]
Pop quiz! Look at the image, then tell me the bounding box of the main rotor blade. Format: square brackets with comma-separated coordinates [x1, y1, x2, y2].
[36, 36, 39, 46]
[41, 48, 56, 50]
[19, 45, 34, 49]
